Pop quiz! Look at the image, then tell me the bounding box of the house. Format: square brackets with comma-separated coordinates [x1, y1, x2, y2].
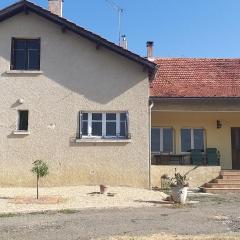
[0, 0, 156, 188]
[150, 56, 240, 190]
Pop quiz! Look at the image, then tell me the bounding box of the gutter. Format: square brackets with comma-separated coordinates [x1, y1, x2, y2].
[150, 96, 240, 100]
[148, 100, 154, 190]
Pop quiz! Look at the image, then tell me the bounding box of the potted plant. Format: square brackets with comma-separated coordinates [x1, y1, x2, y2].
[170, 169, 189, 204]
[161, 174, 171, 190]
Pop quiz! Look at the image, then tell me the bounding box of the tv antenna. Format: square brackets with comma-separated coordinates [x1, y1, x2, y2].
[105, 0, 124, 46]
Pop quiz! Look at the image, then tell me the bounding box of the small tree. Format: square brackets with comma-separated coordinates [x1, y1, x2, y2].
[31, 160, 49, 199]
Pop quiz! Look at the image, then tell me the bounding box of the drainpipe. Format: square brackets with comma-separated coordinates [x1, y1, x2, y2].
[149, 100, 154, 190]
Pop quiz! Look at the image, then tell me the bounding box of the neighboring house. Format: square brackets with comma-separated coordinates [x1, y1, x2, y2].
[0, 0, 156, 188]
[150, 57, 240, 188]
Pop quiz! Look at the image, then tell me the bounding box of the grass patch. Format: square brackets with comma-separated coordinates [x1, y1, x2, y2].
[0, 213, 17, 218]
[28, 211, 48, 216]
[58, 209, 78, 214]
[0, 209, 79, 218]
[168, 203, 195, 209]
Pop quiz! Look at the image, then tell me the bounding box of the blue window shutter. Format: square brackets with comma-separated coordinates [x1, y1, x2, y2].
[126, 111, 130, 139]
[79, 111, 83, 139]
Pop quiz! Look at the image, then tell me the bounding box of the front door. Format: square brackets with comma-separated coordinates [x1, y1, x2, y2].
[231, 128, 240, 169]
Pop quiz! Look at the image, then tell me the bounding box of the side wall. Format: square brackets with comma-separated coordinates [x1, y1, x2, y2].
[0, 13, 150, 188]
[152, 111, 240, 169]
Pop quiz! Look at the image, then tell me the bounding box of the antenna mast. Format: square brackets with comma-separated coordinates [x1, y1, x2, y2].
[105, 0, 124, 46]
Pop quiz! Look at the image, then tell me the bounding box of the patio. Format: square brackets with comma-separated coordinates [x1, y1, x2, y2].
[151, 98, 240, 170]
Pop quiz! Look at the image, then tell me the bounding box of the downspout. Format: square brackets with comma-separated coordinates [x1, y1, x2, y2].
[149, 100, 154, 190]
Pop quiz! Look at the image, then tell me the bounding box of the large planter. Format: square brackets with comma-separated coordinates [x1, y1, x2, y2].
[171, 186, 188, 204]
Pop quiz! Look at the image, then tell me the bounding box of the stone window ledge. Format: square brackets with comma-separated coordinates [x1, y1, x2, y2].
[13, 131, 30, 135]
[76, 138, 131, 143]
[5, 70, 43, 75]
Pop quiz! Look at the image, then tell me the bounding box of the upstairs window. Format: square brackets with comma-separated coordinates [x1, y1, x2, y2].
[11, 38, 40, 70]
[80, 112, 129, 139]
[17, 110, 29, 131]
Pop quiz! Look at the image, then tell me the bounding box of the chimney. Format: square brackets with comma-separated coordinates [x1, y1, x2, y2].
[48, 0, 63, 17]
[146, 41, 154, 61]
[120, 35, 128, 50]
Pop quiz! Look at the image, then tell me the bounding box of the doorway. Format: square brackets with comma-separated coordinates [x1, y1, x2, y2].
[231, 128, 240, 170]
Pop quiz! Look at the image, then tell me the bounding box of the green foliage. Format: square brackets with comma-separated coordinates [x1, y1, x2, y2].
[0, 213, 17, 218]
[171, 168, 189, 187]
[31, 160, 49, 178]
[31, 160, 49, 199]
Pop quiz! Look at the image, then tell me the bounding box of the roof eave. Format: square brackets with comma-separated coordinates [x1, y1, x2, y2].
[150, 96, 240, 100]
[0, 0, 156, 75]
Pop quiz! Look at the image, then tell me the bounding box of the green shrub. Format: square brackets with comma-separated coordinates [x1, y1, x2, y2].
[31, 160, 49, 199]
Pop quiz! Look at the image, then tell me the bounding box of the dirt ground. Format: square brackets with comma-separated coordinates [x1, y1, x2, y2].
[0, 186, 168, 214]
[0, 193, 240, 240]
[103, 234, 240, 240]
[104, 192, 240, 240]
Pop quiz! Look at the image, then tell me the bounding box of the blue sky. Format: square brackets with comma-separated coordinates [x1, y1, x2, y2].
[1, 0, 240, 58]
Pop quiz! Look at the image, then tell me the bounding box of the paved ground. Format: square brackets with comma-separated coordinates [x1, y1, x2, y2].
[1, 193, 240, 240]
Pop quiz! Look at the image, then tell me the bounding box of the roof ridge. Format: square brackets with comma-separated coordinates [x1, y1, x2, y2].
[0, 0, 156, 75]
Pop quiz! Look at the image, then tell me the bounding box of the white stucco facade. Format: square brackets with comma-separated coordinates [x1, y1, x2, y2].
[0, 12, 150, 188]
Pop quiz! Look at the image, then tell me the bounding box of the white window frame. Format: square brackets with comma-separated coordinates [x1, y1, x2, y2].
[90, 113, 103, 137]
[81, 112, 128, 139]
[180, 128, 205, 153]
[151, 127, 174, 154]
[105, 113, 118, 138]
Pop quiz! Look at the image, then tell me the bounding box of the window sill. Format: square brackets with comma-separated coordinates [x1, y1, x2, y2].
[13, 131, 30, 135]
[5, 70, 43, 75]
[76, 138, 131, 143]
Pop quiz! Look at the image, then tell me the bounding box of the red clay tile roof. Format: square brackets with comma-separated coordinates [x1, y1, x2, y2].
[151, 58, 240, 97]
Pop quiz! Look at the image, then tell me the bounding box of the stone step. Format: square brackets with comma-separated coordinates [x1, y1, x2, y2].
[203, 188, 240, 193]
[221, 170, 240, 176]
[206, 183, 240, 188]
[213, 179, 240, 184]
[221, 175, 240, 180]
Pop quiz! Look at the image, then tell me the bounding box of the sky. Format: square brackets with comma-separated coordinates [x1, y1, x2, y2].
[1, 0, 240, 58]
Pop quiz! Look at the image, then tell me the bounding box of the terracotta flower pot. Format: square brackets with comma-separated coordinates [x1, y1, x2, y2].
[99, 185, 108, 194]
[171, 186, 188, 204]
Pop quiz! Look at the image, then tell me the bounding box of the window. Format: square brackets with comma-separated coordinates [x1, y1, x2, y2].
[11, 38, 40, 70]
[80, 112, 128, 139]
[17, 110, 29, 131]
[151, 128, 174, 153]
[181, 128, 205, 152]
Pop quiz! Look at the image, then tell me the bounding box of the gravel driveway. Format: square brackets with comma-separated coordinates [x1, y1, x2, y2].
[0, 193, 240, 240]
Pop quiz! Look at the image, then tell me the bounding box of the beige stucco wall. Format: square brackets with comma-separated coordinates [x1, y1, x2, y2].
[0, 13, 150, 188]
[151, 165, 221, 188]
[152, 111, 240, 169]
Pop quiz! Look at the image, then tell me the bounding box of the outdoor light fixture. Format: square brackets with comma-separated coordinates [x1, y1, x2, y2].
[217, 120, 222, 129]
[18, 98, 24, 104]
